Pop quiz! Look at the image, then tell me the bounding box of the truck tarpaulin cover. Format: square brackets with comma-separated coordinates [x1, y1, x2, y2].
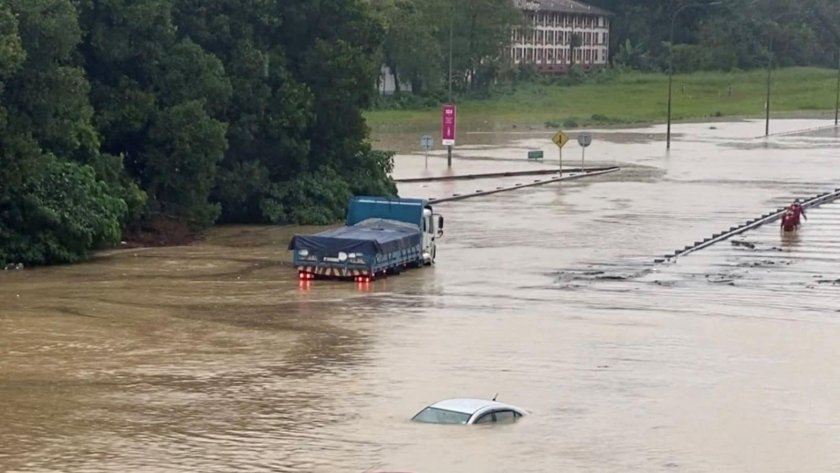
[288, 219, 421, 256]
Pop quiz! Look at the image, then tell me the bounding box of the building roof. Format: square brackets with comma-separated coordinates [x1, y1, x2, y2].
[515, 0, 613, 16]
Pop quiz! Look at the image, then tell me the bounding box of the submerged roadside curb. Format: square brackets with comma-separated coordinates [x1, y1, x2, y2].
[395, 166, 618, 183]
[656, 187, 840, 264]
[427, 167, 620, 204]
[751, 124, 839, 140]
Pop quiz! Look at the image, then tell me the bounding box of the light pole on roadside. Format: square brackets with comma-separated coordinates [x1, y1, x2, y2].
[835, 49, 840, 126]
[666, 1, 721, 150]
[447, 0, 454, 167]
[765, 36, 773, 137]
[666, 9, 677, 150]
[763, 10, 800, 137]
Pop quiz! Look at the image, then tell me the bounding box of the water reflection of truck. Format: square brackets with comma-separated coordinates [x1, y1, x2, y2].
[288, 196, 444, 282]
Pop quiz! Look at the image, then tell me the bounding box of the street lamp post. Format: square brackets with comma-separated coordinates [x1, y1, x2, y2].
[765, 37, 772, 137]
[763, 11, 800, 137]
[835, 49, 840, 126]
[666, 1, 720, 150]
[666, 14, 676, 150]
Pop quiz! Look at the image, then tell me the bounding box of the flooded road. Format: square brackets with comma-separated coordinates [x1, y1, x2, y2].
[2, 119, 840, 472]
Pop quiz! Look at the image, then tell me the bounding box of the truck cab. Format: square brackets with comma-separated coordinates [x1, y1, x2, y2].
[422, 207, 444, 265]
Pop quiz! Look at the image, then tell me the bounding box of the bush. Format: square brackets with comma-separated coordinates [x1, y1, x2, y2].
[590, 114, 626, 125]
[372, 91, 444, 110]
[0, 154, 126, 266]
[261, 167, 352, 225]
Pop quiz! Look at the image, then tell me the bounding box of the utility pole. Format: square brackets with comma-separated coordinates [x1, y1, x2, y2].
[835, 48, 840, 126]
[666, 12, 675, 150]
[447, 0, 454, 167]
[666, 0, 721, 150]
[765, 44, 772, 137]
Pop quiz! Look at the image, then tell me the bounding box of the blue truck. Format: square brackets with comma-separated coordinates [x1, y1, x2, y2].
[288, 196, 444, 282]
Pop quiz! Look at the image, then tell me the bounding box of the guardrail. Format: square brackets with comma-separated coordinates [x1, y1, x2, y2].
[655, 187, 840, 263]
[428, 167, 620, 204]
[396, 166, 618, 183]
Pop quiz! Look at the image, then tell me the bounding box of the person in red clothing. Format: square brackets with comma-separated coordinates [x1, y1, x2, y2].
[780, 210, 797, 232]
[789, 199, 807, 226]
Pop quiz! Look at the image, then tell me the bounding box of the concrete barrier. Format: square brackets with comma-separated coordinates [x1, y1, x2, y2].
[428, 168, 621, 204]
[658, 188, 840, 263]
[396, 166, 619, 183]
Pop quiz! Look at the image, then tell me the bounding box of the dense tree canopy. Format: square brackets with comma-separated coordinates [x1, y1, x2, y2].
[1, 0, 395, 266]
[579, 0, 839, 73]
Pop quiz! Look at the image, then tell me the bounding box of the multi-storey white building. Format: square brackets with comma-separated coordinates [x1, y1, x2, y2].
[511, 0, 611, 74]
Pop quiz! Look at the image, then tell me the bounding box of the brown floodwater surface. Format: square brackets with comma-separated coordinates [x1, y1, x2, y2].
[2, 120, 840, 473]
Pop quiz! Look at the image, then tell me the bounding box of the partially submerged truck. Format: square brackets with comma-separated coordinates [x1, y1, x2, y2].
[288, 196, 444, 282]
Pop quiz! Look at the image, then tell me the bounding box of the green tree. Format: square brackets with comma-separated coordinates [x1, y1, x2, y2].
[569, 32, 583, 67]
[450, 0, 522, 91]
[1, 0, 126, 266]
[172, 0, 315, 223]
[373, 0, 445, 94]
[79, 0, 229, 227]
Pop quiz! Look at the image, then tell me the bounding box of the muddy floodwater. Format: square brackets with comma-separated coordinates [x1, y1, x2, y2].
[2, 119, 840, 473]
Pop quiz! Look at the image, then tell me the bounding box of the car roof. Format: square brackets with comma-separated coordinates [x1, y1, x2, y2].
[428, 398, 522, 415]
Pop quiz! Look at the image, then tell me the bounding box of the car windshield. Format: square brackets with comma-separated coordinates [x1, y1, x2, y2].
[411, 407, 471, 424]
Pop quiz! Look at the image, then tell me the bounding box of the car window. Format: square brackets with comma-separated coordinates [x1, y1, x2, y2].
[494, 410, 517, 424]
[412, 407, 471, 425]
[474, 412, 495, 424]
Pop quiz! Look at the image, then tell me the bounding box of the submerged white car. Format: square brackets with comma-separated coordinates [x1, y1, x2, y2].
[411, 398, 527, 425]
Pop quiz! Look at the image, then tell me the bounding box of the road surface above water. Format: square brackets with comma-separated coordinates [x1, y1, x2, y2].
[1, 120, 839, 473]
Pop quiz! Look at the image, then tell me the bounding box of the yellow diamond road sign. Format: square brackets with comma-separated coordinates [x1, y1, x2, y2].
[552, 130, 569, 148]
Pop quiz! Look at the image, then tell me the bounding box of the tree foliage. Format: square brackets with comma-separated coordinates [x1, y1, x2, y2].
[371, 0, 522, 95]
[1, 0, 396, 266]
[593, 0, 840, 73]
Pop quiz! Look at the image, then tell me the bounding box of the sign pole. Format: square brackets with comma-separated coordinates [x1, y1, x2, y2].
[559, 148, 563, 176]
[442, 104, 456, 167]
[552, 129, 569, 176]
[420, 134, 433, 168]
[576, 132, 593, 172]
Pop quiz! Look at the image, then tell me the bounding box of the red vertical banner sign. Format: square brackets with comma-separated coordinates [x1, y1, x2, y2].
[441, 104, 456, 146]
